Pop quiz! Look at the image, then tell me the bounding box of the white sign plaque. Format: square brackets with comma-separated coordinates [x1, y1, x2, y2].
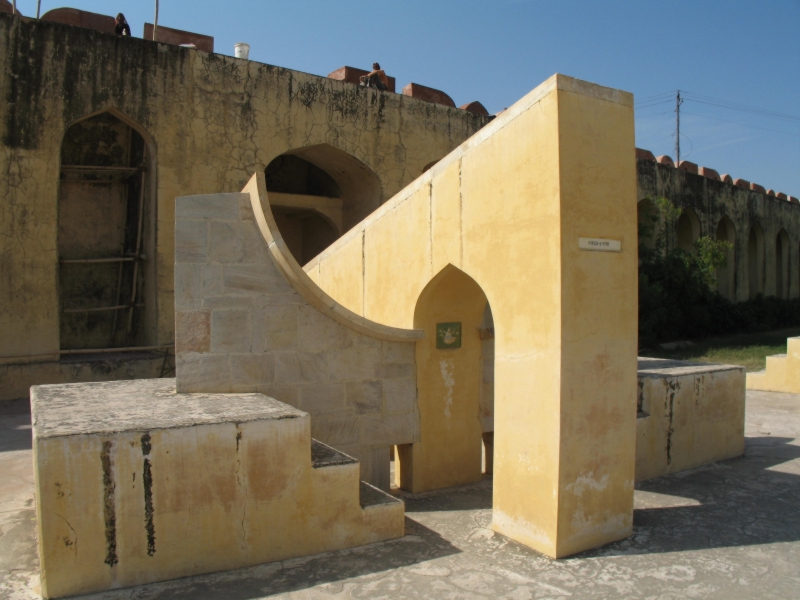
[578, 237, 621, 252]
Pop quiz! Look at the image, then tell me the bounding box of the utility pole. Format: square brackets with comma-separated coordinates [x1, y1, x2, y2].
[675, 90, 684, 165]
[37, 0, 41, 19]
[153, 0, 159, 42]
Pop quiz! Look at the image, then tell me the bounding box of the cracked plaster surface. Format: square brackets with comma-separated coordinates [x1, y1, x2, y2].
[2, 389, 799, 599]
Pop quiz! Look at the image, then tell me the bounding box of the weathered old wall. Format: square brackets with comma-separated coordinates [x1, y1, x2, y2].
[0, 14, 488, 399]
[636, 157, 800, 301]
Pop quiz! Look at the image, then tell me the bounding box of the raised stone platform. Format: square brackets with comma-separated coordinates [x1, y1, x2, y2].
[32, 378, 403, 599]
[747, 336, 800, 393]
[636, 358, 745, 481]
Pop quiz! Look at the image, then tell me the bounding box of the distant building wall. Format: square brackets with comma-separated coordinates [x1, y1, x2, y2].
[636, 155, 800, 301]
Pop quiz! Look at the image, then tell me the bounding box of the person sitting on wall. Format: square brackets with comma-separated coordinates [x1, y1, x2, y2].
[359, 63, 389, 90]
[115, 13, 131, 36]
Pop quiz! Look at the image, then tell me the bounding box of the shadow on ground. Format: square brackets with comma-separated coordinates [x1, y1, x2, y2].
[397, 436, 800, 558]
[0, 399, 31, 453]
[582, 435, 800, 558]
[77, 519, 460, 600]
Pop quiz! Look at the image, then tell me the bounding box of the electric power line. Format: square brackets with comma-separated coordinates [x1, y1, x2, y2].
[635, 99, 673, 110]
[635, 91, 675, 103]
[680, 91, 800, 123]
[680, 111, 800, 139]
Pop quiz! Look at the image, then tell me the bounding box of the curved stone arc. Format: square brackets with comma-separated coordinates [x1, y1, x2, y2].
[242, 172, 424, 343]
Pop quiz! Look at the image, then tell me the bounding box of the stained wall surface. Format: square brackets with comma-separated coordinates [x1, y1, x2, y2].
[0, 14, 487, 400]
[307, 74, 639, 558]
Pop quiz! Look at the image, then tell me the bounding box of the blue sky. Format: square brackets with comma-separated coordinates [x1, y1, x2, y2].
[16, 0, 800, 195]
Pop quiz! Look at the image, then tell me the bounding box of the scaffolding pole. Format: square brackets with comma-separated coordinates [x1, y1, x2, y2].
[63, 304, 145, 314]
[126, 171, 147, 335]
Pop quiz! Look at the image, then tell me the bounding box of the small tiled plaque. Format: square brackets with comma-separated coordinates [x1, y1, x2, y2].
[436, 322, 462, 349]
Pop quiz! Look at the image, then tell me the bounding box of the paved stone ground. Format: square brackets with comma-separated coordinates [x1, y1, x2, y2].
[2, 390, 799, 599]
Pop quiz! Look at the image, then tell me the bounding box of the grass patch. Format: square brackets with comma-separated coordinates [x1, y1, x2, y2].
[639, 328, 800, 372]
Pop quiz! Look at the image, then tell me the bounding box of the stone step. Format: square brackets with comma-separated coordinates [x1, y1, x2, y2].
[787, 336, 800, 357]
[310, 439, 357, 469]
[359, 480, 402, 510]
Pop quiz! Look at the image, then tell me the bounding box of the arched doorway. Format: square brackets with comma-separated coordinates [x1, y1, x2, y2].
[676, 207, 700, 252]
[395, 265, 490, 493]
[776, 229, 789, 298]
[57, 111, 156, 350]
[715, 216, 736, 300]
[265, 144, 381, 265]
[748, 224, 765, 298]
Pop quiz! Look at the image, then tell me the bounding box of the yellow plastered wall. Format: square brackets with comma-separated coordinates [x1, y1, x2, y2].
[306, 74, 638, 557]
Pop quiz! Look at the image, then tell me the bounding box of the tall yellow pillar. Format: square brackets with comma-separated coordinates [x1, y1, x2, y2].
[478, 77, 638, 557]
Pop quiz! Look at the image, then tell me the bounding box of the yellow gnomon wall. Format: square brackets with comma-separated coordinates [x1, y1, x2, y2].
[307, 74, 638, 558]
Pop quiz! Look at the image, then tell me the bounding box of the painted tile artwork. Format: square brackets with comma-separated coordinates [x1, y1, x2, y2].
[436, 322, 462, 349]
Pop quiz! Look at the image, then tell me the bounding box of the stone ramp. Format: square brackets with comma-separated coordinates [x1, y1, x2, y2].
[31, 378, 404, 599]
[747, 336, 800, 393]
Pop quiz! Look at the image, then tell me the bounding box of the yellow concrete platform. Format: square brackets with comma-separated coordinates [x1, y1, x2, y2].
[32, 378, 403, 599]
[747, 337, 800, 394]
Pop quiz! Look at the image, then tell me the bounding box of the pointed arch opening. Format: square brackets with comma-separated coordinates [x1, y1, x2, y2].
[265, 144, 382, 265]
[637, 198, 658, 251]
[748, 223, 765, 298]
[57, 110, 157, 351]
[715, 216, 736, 300]
[394, 264, 492, 493]
[676, 207, 700, 252]
[776, 228, 789, 299]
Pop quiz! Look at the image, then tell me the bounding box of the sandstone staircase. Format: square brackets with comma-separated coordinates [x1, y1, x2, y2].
[32, 379, 404, 598]
[746, 336, 800, 393]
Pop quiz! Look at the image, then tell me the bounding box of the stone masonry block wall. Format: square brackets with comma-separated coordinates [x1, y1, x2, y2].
[174, 192, 419, 489]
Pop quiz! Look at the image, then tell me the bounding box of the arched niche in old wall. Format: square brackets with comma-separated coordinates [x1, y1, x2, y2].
[264, 144, 382, 266]
[748, 223, 766, 298]
[715, 216, 736, 300]
[637, 198, 658, 251]
[57, 109, 157, 351]
[776, 228, 790, 299]
[676, 207, 700, 252]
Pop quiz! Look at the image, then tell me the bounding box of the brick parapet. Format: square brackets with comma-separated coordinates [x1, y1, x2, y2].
[636, 148, 796, 209]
